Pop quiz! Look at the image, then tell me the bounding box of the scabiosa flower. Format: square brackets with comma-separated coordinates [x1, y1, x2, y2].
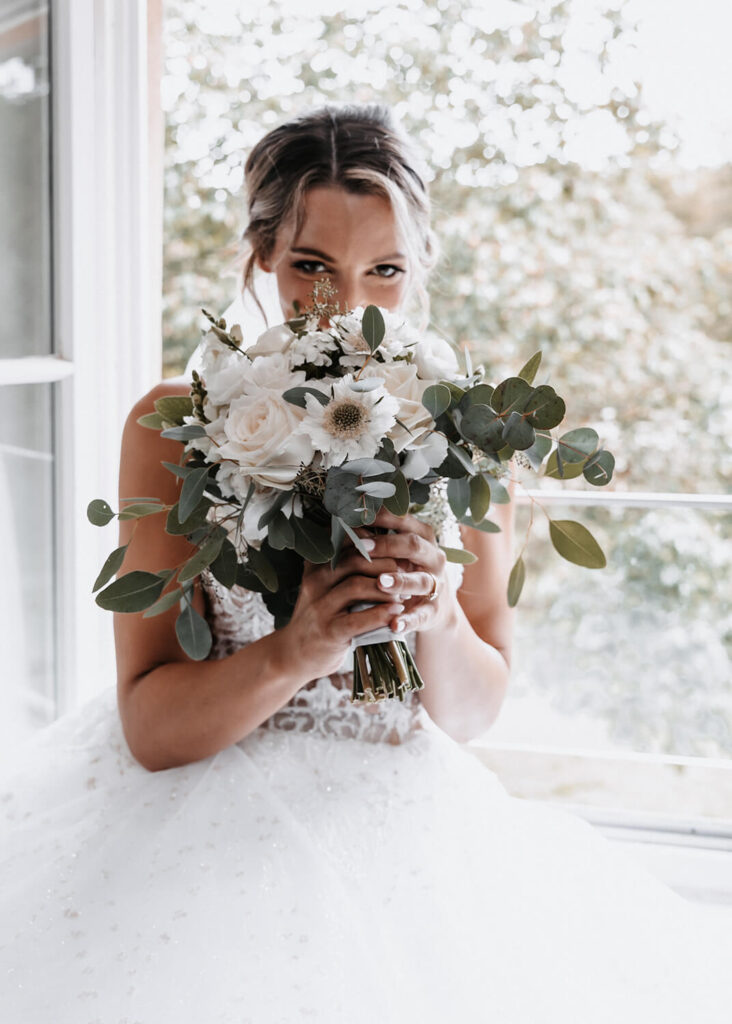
[295, 374, 400, 467]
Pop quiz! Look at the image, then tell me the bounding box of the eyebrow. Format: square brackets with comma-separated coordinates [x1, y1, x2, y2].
[290, 246, 406, 263]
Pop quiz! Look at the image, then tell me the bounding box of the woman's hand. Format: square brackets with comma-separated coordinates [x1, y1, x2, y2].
[278, 543, 406, 683]
[358, 508, 458, 637]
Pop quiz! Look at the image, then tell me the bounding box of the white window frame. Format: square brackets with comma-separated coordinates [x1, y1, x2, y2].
[0, 0, 162, 713]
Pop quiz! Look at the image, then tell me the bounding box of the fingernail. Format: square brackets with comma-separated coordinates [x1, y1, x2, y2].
[390, 603, 405, 614]
[379, 573, 394, 588]
[361, 538, 375, 551]
[394, 619, 406, 633]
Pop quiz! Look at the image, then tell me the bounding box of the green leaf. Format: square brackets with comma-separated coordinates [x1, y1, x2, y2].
[95, 571, 166, 612]
[209, 538, 238, 589]
[160, 423, 207, 441]
[459, 382, 495, 410]
[92, 544, 128, 592]
[447, 477, 471, 519]
[117, 502, 166, 521]
[162, 461, 200, 479]
[544, 450, 585, 480]
[583, 449, 615, 486]
[340, 519, 373, 561]
[291, 517, 334, 564]
[154, 395, 193, 425]
[445, 441, 478, 477]
[439, 545, 478, 564]
[469, 474, 491, 523]
[383, 470, 410, 516]
[518, 351, 542, 385]
[257, 489, 292, 530]
[361, 304, 386, 351]
[330, 517, 346, 570]
[340, 458, 395, 476]
[282, 386, 330, 408]
[459, 404, 505, 453]
[178, 531, 227, 583]
[324, 468, 365, 528]
[460, 514, 501, 533]
[507, 556, 526, 607]
[348, 377, 384, 393]
[501, 410, 536, 451]
[556, 427, 599, 464]
[355, 480, 396, 498]
[549, 520, 606, 569]
[492, 376, 532, 414]
[422, 383, 452, 419]
[486, 477, 511, 503]
[166, 497, 212, 535]
[142, 586, 185, 618]
[268, 510, 295, 550]
[523, 433, 552, 472]
[179, 466, 211, 522]
[137, 412, 164, 430]
[247, 545, 279, 591]
[526, 385, 565, 429]
[87, 498, 115, 526]
[175, 602, 212, 661]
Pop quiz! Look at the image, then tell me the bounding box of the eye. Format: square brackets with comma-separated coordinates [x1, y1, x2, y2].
[292, 260, 329, 274]
[371, 264, 405, 279]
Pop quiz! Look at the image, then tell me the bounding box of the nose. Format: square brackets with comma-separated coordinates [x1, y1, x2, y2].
[335, 273, 366, 315]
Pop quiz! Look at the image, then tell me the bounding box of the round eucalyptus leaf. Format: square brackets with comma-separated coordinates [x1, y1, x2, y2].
[507, 556, 526, 607]
[459, 405, 504, 452]
[583, 449, 615, 486]
[501, 410, 536, 451]
[340, 458, 395, 476]
[355, 480, 396, 498]
[556, 427, 599, 464]
[282, 386, 330, 408]
[95, 571, 165, 612]
[361, 304, 386, 351]
[526, 385, 566, 429]
[175, 602, 212, 661]
[549, 520, 606, 569]
[87, 498, 115, 527]
[422, 383, 452, 419]
[459, 382, 495, 411]
[523, 433, 553, 471]
[492, 376, 532, 414]
[544, 451, 585, 480]
[348, 377, 384, 392]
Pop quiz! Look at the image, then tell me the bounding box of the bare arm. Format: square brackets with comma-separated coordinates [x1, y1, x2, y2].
[115, 382, 406, 772]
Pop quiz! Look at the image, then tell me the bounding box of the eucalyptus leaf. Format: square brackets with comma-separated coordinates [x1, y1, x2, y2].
[459, 382, 495, 410]
[340, 458, 395, 476]
[348, 377, 383, 392]
[469, 474, 491, 522]
[160, 423, 207, 441]
[142, 586, 185, 618]
[117, 502, 165, 521]
[556, 427, 599, 464]
[247, 545, 279, 591]
[257, 489, 292, 529]
[422, 383, 452, 419]
[523, 433, 553, 471]
[137, 412, 164, 430]
[583, 449, 615, 486]
[507, 556, 526, 607]
[526, 385, 565, 429]
[439, 545, 478, 564]
[291, 517, 333, 563]
[340, 519, 373, 561]
[355, 480, 396, 498]
[87, 498, 115, 527]
[92, 544, 128, 592]
[383, 470, 410, 516]
[162, 461, 200, 480]
[447, 477, 471, 519]
[544, 450, 585, 480]
[361, 304, 386, 351]
[324, 468, 364, 527]
[517, 351, 542, 385]
[283, 386, 330, 408]
[209, 538, 238, 589]
[154, 395, 194, 425]
[330, 517, 346, 570]
[501, 410, 536, 451]
[178, 532, 226, 583]
[460, 514, 501, 533]
[175, 602, 212, 661]
[549, 520, 606, 569]
[179, 466, 211, 522]
[486, 477, 511, 503]
[95, 571, 165, 612]
[459, 404, 505, 452]
[268, 509, 296, 550]
[492, 376, 532, 414]
[166, 497, 213, 536]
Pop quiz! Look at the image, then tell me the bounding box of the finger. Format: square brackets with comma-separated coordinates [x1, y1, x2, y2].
[329, 599, 406, 644]
[322, 573, 406, 616]
[367, 531, 446, 573]
[388, 598, 438, 637]
[308, 552, 402, 591]
[375, 569, 438, 601]
[367, 507, 435, 542]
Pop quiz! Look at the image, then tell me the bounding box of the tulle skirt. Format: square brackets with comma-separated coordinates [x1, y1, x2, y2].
[1, 683, 730, 1023]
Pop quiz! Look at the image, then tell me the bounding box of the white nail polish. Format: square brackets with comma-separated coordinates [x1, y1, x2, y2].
[379, 573, 394, 588]
[362, 538, 375, 551]
[394, 619, 406, 633]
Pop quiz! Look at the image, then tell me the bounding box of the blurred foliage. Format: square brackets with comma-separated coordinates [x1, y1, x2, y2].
[161, 0, 731, 757]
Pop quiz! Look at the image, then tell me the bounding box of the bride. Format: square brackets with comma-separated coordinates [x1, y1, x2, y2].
[1, 103, 730, 1023]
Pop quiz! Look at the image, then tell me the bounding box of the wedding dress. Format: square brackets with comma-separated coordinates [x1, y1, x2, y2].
[2, 543, 732, 1024]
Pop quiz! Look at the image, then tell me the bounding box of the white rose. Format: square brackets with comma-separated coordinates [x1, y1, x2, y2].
[213, 392, 314, 489]
[246, 322, 295, 357]
[413, 332, 461, 380]
[401, 431, 449, 480]
[199, 335, 252, 406]
[358, 361, 433, 452]
[239, 352, 305, 394]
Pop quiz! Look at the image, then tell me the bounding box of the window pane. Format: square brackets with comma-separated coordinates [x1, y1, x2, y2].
[0, 1, 52, 358]
[0, 383, 56, 740]
[488, 502, 732, 762]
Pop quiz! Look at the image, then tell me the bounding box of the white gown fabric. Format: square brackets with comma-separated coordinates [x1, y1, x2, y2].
[1, 567, 731, 1023]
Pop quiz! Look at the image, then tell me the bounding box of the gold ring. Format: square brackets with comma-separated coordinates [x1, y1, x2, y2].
[427, 572, 439, 602]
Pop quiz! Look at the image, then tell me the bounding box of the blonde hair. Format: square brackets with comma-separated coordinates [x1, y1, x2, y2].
[227, 104, 438, 328]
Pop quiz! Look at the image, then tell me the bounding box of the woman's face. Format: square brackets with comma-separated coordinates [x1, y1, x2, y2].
[262, 186, 410, 321]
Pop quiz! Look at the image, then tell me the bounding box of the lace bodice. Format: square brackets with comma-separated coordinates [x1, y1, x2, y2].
[200, 573, 430, 745]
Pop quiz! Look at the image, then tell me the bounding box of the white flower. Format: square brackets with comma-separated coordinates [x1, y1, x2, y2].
[413, 332, 461, 380]
[207, 487, 304, 551]
[289, 329, 338, 368]
[401, 431, 449, 480]
[246, 322, 295, 357]
[358, 360, 434, 452]
[198, 332, 252, 406]
[239, 352, 305, 394]
[333, 306, 419, 365]
[210, 391, 314, 490]
[295, 374, 399, 468]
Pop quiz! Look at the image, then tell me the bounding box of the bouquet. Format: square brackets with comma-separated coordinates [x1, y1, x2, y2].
[89, 282, 615, 702]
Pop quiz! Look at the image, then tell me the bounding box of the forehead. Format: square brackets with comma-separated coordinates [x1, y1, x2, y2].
[290, 185, 402, 262]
